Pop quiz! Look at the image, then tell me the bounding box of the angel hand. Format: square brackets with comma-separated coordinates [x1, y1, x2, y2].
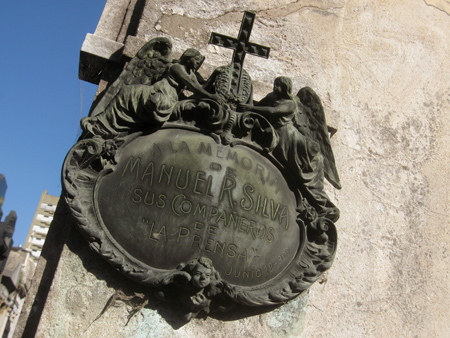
[237, 103, 251, 112]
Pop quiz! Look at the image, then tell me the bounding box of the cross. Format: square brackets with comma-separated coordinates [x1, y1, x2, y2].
[209, 11, 270, 96]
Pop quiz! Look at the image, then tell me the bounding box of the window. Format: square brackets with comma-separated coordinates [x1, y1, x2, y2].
[40, 203, 57, 212]
[36, 214, 53, 225]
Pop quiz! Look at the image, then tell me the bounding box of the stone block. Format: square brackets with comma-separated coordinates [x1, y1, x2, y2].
[79, 33, 124, 84]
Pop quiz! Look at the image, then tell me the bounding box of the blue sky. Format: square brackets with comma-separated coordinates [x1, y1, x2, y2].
[1, 1, 106, 245]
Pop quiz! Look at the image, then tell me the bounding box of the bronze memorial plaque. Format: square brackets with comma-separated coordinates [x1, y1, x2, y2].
[63, 11, 340, 320]
[96, 128, 300, 286]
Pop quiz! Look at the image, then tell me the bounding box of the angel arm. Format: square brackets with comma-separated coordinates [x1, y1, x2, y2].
[237, 98, 296, 118]
[202, 68, 221, 91]
[170, 64, 222, 102]
[195, 72, 207, 85]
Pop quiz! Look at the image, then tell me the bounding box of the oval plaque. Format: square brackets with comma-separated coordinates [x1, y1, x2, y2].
[95, 128, 300, 287]
[63, 115, 338, 311]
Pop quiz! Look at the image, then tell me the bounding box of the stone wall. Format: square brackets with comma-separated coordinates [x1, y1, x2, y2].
[16, 0, 450, 337]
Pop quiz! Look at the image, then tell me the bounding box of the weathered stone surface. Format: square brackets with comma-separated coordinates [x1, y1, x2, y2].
[18, 0, 450, 337]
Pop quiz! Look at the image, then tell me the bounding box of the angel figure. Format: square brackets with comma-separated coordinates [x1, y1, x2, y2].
[237, 76, 340, 222]
[179, 257, 215, 321]
[81, 37, 222, 138]
[153, 257, 230, 321]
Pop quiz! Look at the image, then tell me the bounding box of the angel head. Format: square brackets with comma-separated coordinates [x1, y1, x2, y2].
[179, 48, 205, 72]
[136, 37, 172, 62]
[182, 257, 217, 290]
[273, 76, 293, 99]
[152, 40, 172, 59]
[297, 87, 314, 104]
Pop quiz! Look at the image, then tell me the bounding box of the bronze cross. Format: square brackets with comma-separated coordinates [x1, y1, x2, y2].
[209, 11, 270, 96]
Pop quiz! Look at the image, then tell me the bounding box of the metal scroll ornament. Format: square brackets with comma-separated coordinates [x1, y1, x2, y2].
[62, 12, 340, 320]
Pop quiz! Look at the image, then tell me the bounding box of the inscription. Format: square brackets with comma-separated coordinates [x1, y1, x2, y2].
[143, 217, 293, 281]
[125, 159, 289, 229]
[96, 129, 299, 286]
[134, 191, 277, 242]
[127, 140, 283, 190]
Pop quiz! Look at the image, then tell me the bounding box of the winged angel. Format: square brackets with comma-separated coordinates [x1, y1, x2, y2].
[238, 76, 341, 222]
[81, 37, 222, 137]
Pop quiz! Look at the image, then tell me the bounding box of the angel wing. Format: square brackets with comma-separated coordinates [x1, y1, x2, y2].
[89, 37, 173, 118]
[296, 87, 341, 189]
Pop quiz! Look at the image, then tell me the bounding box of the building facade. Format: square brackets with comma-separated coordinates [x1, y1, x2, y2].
[23, 191, 59, 264]
[0, 248, 35, 338]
